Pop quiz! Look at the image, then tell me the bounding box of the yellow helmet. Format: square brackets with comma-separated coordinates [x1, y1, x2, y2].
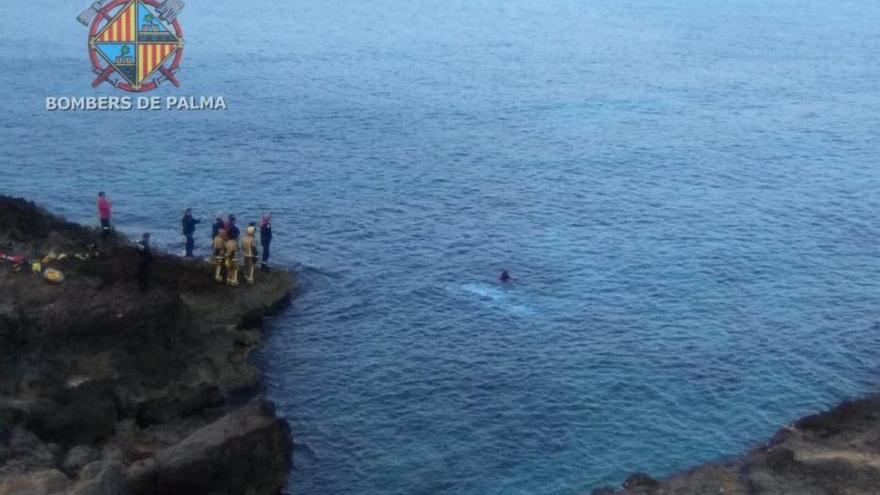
[32, 262, 42, 273]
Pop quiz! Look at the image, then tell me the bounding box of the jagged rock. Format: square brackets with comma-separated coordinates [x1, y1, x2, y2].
[7, 428, 52, 462]
[1, 427, 56, 476]
[100, 445, 124, 465]
[69, 461, 126, 495]
[623, 472, 658, 490]
[0, 469, 72, 495]
[126, 401, 292, 495]
[62, 446, 100, 477]
[764, 447, 795, 472]
[613, 396, 880, 494]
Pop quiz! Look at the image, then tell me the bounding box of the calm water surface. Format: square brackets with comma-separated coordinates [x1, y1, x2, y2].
[3, 1, 880, 493]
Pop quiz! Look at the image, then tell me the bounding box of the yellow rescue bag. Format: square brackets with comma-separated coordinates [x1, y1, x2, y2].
[43, 269, 64, 284]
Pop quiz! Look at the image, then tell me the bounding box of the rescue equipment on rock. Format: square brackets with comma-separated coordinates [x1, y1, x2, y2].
[43, 269, 65, 284]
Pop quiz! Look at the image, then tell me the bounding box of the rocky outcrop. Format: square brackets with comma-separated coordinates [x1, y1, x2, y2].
[0, 196, 294, 495]
[596, 395, 880, 494]
[127, 402, 291, 495]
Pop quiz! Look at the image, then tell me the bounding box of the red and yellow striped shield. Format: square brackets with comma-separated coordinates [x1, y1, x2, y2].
[137, 44, 177, 84]
[95, 2, 137, 43]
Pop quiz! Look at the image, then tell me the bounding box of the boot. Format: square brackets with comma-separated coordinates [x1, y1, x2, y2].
[226, 260, 239, 287]
[245, 261, 255, 285]
[213, 259, 224, 283]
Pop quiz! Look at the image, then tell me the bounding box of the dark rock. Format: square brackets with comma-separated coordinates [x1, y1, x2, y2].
[1, 426, 56, 475]
[768, 425, 797, 446]
[126, 401, 292, 495]
[62, 445, 101, 477]
[615, 395, 880, 494]
[0, 468, 72, 494]
[70, 461, 127, 495]
[34, 380, 118, 445]
[622, 472, 659, 490]
[237, 308, 265, 330]
[764, 447, 796, 472]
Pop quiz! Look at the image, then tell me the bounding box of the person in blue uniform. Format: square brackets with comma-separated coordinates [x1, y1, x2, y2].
[181, 208, 201, 257]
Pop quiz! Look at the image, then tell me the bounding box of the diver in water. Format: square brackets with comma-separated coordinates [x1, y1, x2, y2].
[499, 270, 513, 283]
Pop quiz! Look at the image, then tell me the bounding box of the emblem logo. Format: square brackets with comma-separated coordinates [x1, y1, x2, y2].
[77, 0, 185, 92]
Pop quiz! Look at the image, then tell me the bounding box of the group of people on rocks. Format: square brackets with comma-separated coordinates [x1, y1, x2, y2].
[96, 192, 274, 289]
[207, 212, 273, 286]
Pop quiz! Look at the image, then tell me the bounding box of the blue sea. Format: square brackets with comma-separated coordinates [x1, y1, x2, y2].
[3, 1, 880, 493]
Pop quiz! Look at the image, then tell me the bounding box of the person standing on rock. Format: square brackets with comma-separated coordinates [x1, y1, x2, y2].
[137, 233, 153, 291]
[260, 213, 272, 272]
[181, 208, 201, 257]
[224, 230, 240, 287]
[213, 229, 228, 283]
[242, 224, 259, 285]
[97, 192, 112, 237]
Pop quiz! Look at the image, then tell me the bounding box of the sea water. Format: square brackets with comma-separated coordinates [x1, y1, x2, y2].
[2, 1, 880, 493]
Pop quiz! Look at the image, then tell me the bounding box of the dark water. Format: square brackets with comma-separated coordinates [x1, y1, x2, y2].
[3, 1, 880, 493]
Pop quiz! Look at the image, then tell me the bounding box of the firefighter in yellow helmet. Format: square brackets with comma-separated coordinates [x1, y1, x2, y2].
[242, 224, 259, 285]
[224, 230, 240, 287]
[212, 230, 228, 283]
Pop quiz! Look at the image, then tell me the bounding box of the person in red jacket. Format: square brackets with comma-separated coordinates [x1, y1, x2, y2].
[97, 192, 112, 237]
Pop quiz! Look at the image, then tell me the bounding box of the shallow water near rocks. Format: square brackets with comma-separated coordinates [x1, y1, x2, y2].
[3, 1, 880, 493]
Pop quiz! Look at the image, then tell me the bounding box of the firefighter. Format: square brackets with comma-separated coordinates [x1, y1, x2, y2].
[212, 230, 227, 283]
[224, 231, 240, 287]
[242, 224, 259, 285]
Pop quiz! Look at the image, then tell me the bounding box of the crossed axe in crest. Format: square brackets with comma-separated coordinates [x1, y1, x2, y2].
[78, 0, 185, 88]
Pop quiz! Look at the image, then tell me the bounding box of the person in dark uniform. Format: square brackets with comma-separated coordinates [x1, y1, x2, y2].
[260, 213, 272, 272]
[211, 213, 225, 240]
[225, 214, 240, 241]
[137, 233, 153, 291]
[181, 208, 201, 257]
[499, 270, 513, 283]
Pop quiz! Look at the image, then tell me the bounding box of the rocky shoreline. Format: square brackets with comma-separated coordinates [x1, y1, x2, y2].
[0, 196, 294, 495]
[5, 195, 878, 495]
[592, 395, 880, 494]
